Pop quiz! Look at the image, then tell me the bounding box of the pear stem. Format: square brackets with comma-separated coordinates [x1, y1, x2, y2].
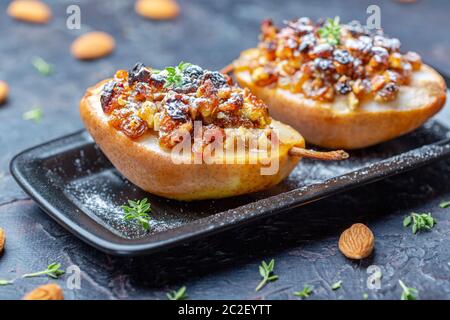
[288, 147, 349, 161]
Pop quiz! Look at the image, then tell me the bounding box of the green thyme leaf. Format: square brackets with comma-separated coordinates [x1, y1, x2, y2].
[293, 285, 313, 298]
[318, 16, 342, 45]
[0, 279, 13, 286]
[403, 216, 412, 227]
[255, 259, 278, 292]
[122, 198, 152, 231]
[23, 108, 43, 123]
[167, 286, 187, 300]
[22, 262, 65, 279]
[331, 280, 342, 290]
[32, 57, 54, 76]
[403, 213, 436, 234]
[399, 280, 418, 300]
[155, 61, 191, 88]
[439, 200, 450, 208]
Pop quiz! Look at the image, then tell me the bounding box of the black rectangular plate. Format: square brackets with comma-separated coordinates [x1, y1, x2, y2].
[10, 120, 450, 256]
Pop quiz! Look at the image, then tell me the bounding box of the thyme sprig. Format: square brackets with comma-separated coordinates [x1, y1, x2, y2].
[399, 280, 418, 300]
[403, 212, 436, 234]
[22, 262, 65, 279]
[122, 198, 152, 231]
[167, 286, 187, 300]
[155, 61, 191, 88]
[23, 107, 43, 123]
[32, 57, 54, 76]
[0, 279, 13, 286]
[255, 259, 278, 292]
[293, 285, 313, 298]
[439, 200, 450, 208]
[318, 16, 342, 45]
[331, 280, 342, 290]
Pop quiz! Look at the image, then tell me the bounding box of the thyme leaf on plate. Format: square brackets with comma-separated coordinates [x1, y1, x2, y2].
[122, 198, 152, 231]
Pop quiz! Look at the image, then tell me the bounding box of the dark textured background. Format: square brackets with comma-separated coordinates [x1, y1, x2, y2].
[1, 0, 450, 300]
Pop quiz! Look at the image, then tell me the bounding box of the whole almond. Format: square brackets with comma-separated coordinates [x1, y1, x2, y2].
[23, 284, 64, 300]
[0, 81, 9, 105]
[71, 32, 115, 60]
[338, 223, 374, 259]
[135, 0, 180, 20]
[7, 0, 52, 24]
[0, 228, 5, 254]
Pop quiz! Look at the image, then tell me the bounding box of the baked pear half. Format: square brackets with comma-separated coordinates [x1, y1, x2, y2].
[80, 63, 348, 201]
[231, 18, 447, 149]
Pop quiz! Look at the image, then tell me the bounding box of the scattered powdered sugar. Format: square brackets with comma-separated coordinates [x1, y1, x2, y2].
[64, 171, 186, 239]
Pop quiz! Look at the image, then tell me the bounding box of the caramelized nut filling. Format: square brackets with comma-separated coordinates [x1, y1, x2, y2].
[100, 63, 271, 149]
[236, 18, 422, 106]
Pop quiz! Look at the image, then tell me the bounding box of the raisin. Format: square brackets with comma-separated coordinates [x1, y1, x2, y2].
[333, 49, 353, 65]
[128, 62, 151, 85]
[149, 74, 166, 89]
[201, 71, 227, 88]
[183, 64, 204, 80]
[100, 80, 116, 113]
[298, 33, 316, 53]
[335, 81, 352, 95]
[165, 96, 189, 121]
[109, 108, 132, 129]
[120, 115, 148, 139]
[314, 58, 334, 73]
[376, 82, 399, 102]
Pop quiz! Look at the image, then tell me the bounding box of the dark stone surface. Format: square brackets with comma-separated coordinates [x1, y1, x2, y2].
[1, 0, 450, 300]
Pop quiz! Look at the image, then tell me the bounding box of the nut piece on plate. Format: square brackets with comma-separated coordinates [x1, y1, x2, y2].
[7, 0, 52, 24]
[0, 81, 9, 105]
[23, 284, 64, 300]
[71, 32, 116, 60]
[0, 227, 5, 254]
[135, 0, 180, 20]
[338, 223, 374, 259]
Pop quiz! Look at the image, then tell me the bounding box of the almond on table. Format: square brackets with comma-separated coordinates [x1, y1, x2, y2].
[135, 0, 180, 20]
[338, 223, 374, 260]
[70, 32, 116, 60]
[23, 284, 64, 300]
[7, 0, 52, 24]
[0, 81, 9, 105]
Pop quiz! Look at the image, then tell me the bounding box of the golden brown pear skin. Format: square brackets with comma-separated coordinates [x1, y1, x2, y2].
[80, 80, 305, 201]
[234, 49, 447, 150]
